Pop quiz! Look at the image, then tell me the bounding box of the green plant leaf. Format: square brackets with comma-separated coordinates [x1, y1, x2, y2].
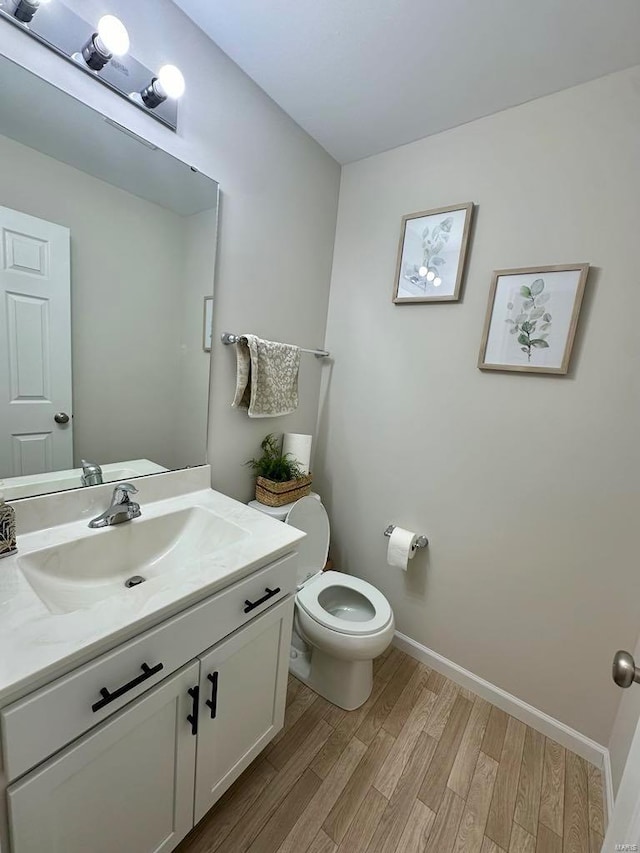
[543, 313, 552, 322]
[541, 323, 551, 331]
[520, 285, 532, 298]
[518, 333, 530, 346]
[521, 321, 532, 333]
[440, 217, 453, 232]
[522, 299, 534, 310]
[537, 293, 551, 305]
[521, 347, 529, 353]
[529, 307, 545, 320]
[516, 313, 527, 323]
[505, 319, 514, 324]
[246, 434, 304, 482]
[530, 278, 545, 296]
[531, 339, 550, 348]
[422, 226, 430, 238]
[507, 302, 514, 310]
[509, 327, 519, 335]
[431, 257, 445, 265]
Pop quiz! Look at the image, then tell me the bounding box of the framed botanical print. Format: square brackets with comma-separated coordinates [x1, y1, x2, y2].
[478, 264, 589, 374]
[393, 202, 474, 303]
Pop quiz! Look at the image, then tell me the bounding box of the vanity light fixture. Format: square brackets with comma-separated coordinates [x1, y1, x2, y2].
[13, 0, 49, 24]
[139, 64, 186, 109]
[80, 14, 130, 71]
[0, 0, 181, 130]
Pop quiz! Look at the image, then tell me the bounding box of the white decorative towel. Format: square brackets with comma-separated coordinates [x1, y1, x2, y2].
[232, 335, 301, 417]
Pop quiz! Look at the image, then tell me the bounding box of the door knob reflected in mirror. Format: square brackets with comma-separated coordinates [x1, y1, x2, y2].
[612, 650, 640, 689]
[54, 412, 70, 424]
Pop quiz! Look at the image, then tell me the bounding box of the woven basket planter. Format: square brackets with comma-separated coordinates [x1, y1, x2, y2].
[255, 474, 313, 507]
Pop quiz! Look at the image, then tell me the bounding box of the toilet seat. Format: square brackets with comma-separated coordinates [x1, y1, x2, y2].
[296, 571, 392, 637]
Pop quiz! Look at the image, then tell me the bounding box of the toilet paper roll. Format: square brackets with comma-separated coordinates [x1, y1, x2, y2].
[282, 433, 313, 474]
[387, 526, 418, 571]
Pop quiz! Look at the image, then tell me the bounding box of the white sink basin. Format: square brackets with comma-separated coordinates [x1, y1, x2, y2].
[17, 506, 249, 615]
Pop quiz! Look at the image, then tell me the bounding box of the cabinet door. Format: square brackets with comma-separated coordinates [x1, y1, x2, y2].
[194, 595, 294, 822]
[8, 662, 199, 853]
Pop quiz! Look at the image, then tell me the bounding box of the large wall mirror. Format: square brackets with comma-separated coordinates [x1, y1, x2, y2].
[0, 56, 219, 500]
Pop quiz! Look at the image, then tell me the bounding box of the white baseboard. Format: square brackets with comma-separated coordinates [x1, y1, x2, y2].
[602, 749, 615, 827]
[393, 630, 613, 807]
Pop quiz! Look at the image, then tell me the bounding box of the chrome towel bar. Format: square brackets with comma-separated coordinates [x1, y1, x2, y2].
[221, 332, 329, 359]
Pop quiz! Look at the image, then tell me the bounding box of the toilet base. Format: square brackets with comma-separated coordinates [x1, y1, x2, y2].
[290, 645, 373, 711]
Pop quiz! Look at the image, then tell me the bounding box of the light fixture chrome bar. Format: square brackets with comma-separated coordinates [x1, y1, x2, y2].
[221, 332, 330, 359]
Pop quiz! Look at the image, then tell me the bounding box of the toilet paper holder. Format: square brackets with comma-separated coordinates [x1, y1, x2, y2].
[384, 525, 429, 549]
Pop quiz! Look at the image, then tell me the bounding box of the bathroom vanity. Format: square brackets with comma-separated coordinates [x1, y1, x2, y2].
[0, 468, 304, 853]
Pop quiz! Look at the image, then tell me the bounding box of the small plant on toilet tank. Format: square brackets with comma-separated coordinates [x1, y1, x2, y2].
[505, 278, 553, 362]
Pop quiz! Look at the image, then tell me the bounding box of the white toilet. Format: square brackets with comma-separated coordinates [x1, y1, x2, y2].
[249, 494, 395, 710]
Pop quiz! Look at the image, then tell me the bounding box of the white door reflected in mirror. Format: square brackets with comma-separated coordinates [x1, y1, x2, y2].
[0, 205, 73, 479]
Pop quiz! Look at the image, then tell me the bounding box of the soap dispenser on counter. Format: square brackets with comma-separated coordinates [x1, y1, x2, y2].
[0, 494, 17, 558]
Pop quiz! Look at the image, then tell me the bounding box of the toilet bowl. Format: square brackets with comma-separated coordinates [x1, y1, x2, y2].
[248, 494, 395, 710]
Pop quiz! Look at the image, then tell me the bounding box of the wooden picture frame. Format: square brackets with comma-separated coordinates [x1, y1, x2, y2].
[478, 264, 589, 374]
[393, 202, 474, 303]
[203, 296, 214, 353]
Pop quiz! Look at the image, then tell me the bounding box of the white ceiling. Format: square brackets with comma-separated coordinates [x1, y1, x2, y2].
[173, 0, 640, 164]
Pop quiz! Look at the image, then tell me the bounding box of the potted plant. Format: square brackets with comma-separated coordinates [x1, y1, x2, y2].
[247, 434, 313, 507]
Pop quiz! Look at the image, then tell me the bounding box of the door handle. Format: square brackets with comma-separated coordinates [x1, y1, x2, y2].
[92, 662, 164, 712]
[187, 686, 199, 735]
[54, 412, 70, 424]
[612, 650, 640, 688]
[243, 586, 281, 614]
[205, 672, 218, 719]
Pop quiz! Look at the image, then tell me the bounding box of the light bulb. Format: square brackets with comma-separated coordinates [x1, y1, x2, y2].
[80, 15, 129, 71]
[433, 276, 442, 287]
[157, 65, 185, 100]
[96, 15, 130, 57]
[13, 0, 49, 23]
[418, 266, 428, 278]
[426, 271, 435, 282]
[140, 65, 185, 109]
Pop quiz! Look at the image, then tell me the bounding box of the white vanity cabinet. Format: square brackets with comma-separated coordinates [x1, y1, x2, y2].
[7, 663, 199, 853]
[0, 555, 297, 853]
[194, 596, 292, 822]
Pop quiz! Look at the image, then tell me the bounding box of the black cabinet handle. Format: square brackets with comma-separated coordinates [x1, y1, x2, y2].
[187, 686, 199, 736]
[92, 662, 164, 713]
[243, 586, 281, 614]
[205, 672, 218, 719]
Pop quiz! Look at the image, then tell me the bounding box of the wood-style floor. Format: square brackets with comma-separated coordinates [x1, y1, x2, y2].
[177, 646, 605, 853]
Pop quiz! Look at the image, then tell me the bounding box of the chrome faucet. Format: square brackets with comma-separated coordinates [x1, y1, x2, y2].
[88, 483, 141, 529]
[81, 459, 103, 487]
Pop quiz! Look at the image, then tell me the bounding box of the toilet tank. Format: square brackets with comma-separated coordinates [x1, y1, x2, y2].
[247, 492, 321, 522]
[249, 494, 328, 586]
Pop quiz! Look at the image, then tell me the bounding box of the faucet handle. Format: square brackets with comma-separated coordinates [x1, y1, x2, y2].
[112, 483, 139, 504]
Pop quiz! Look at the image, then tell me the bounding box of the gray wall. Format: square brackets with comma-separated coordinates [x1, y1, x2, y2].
[0, 0, 341, 499]
[316, 67, 640, 746]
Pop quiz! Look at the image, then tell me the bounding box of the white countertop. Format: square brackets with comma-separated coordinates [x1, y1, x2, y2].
[0, 485, 304, 706]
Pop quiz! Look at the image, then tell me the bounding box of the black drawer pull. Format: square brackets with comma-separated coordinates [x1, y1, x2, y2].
[92, 661, 164, 713]
[206, 672, 218, 719]
[243, 586, 281, 614]
[187, 686, 199, 736]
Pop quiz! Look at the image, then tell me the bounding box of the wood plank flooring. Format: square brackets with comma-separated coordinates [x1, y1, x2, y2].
[176, 647, 604, 853]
